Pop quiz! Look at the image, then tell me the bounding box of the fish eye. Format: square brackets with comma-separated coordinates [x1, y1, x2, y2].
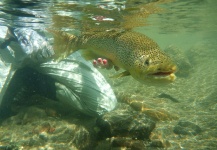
[144, 59, 150, 66]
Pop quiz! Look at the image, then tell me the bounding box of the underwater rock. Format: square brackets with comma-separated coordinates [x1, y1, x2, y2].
[96, 103, 156, 140]
[116, 93, 179, 121]
[95, 136, 171, 150]
[111, 137, 147, 150]
[50, 124, 92, 149]
[149, 139, 171, 148]
[1, 106, 48, 126]
[95, 135, 149, 150]
[173, 120, 202, 136]
[38, 131, 48, 141]
[128, 101, 179, 121]
[0, 104, 94, 150]
[0, 144, 19, 150]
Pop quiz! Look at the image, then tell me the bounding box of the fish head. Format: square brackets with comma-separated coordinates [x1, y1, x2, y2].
[129, 49, 177, 82]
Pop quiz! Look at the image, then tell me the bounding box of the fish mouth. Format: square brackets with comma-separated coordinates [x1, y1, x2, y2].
[150, 66, 177, 77]
[148, 70, 177, 81]
[151, 71, 174, 76]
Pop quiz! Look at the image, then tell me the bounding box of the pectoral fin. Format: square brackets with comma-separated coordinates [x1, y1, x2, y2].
[109, 71, 130, 78]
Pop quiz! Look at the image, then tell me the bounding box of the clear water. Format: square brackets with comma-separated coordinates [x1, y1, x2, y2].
[0, 0, 217, 149]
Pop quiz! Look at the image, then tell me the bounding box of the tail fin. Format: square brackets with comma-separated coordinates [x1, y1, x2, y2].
[47, 29, 78, 61]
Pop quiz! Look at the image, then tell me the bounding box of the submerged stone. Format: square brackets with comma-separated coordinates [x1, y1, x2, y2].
[149, 139, 171, 148]
[0, 104, 95, 150]
[111, 137, 147, 150]
[96, 104, 156, 140]
[173, 120, 202, 136]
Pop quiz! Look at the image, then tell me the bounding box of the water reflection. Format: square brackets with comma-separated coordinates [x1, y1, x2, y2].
[0, 0, 168, 31]
[0, 0, 52, 29]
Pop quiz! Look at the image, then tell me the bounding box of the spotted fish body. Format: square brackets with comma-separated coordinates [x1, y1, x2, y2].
[50, 29, 177, 82]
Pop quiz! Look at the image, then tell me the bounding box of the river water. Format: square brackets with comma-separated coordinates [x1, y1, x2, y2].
[0, 0, 217, 149]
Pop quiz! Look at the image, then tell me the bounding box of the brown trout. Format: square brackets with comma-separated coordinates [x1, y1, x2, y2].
[49, 29, 177, 82]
